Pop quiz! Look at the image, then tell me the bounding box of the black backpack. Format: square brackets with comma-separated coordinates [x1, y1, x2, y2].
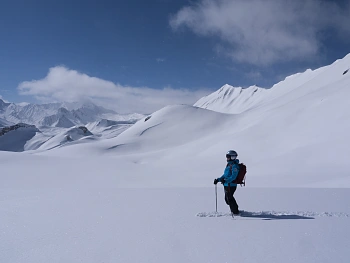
[228, 163, 247, 186]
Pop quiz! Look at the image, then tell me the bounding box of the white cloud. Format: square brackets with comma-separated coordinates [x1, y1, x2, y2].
[17, 66, 209, 114]
[156, 58, 166, 62]
[170, 0, 350, 65]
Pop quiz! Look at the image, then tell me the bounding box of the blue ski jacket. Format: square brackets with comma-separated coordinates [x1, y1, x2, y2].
[217, 159, 240, 187]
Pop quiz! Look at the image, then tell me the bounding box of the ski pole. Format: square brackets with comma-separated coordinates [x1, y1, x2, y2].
[215, 184, 218, 213]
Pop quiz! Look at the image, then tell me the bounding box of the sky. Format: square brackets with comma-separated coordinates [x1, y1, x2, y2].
[0, 0, 350, 113]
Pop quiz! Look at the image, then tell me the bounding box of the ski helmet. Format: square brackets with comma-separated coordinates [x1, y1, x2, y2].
[226, 150, 238, 160]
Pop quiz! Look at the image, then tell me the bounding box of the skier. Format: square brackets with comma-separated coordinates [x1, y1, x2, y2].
[214, 150, 240, 215]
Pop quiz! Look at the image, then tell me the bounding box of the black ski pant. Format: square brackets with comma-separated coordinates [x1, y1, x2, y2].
[224, 186, 239, 214]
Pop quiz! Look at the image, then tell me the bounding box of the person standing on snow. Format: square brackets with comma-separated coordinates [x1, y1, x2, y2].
[214, 150, 240, 215]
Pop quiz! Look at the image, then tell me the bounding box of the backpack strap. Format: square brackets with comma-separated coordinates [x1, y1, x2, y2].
[226, 163, 234, 185]
[227, 163, 233, 175]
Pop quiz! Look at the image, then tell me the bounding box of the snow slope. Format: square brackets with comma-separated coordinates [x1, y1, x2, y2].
[69, 62, 350, 186]
[0, 151, 349, 263]
[194, 84, 267, 114]
[25, 126, 94, 151]
[195, 54, 350, 115]
[0, 117, 13, 127]
[2, 54, 350, 183]
[85, 119, 135, 139]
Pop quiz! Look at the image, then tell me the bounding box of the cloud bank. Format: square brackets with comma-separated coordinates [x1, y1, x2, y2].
[17, 66, 209, 114]
[170, 0, 350, 65]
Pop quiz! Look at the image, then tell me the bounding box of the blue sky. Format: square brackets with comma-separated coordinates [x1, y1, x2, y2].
[0, 0, 349, 113]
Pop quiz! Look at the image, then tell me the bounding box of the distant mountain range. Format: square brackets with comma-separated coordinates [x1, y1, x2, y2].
[0, 100, 144, 128]
[0, 100, 146, 152]
[1, 53, 350, 155]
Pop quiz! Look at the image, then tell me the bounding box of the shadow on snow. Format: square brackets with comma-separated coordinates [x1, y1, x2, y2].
[239, 211, 314, 220]
[196, 211, 315, 220]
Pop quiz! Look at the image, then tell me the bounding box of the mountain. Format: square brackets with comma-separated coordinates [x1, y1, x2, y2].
[1, 101, 63, 124]
[0, 99, 145, 151]
[195, 55, 350, 115]
[39, 107, 76, 128]
[2, 53, 350, 173]
[0, 99, 11, 113]
[194, 84, 267, 114]
[25, 126, 94, 151]
[0, 117, 13, 127]
[65, 53, 349, 187]
[0, 100, 144, 128]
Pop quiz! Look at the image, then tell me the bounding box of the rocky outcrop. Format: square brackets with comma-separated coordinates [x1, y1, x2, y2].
[0, 123, 40, 152]
[0, 123, 38, 136]
[78, 126, 91, 134]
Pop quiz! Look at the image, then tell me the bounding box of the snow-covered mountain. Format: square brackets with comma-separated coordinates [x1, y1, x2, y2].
[194, 84, 267, 114]
[195, 55, 350, 115]
[0, 99, 143, 128]
[24, 126, 94, 151]
[56, 52, 349, 187]
[1, 53, 350, 165]
[1, 101, 62, 124]
[0, 117, 13, 127]
[0, 98, 11, 112]
[0, 99, 146, 151]
[37, 102, 116, 127]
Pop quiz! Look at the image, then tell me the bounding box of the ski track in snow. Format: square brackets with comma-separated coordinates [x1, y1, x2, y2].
[197, 210, 350, 219]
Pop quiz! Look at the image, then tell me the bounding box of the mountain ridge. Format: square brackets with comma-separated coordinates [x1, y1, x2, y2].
[0, 99, 143, 128]
[194, 53, 350, 114]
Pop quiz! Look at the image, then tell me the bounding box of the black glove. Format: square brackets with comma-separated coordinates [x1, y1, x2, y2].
[214, 179, 219, 185]
[221, 178, 226, 184]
